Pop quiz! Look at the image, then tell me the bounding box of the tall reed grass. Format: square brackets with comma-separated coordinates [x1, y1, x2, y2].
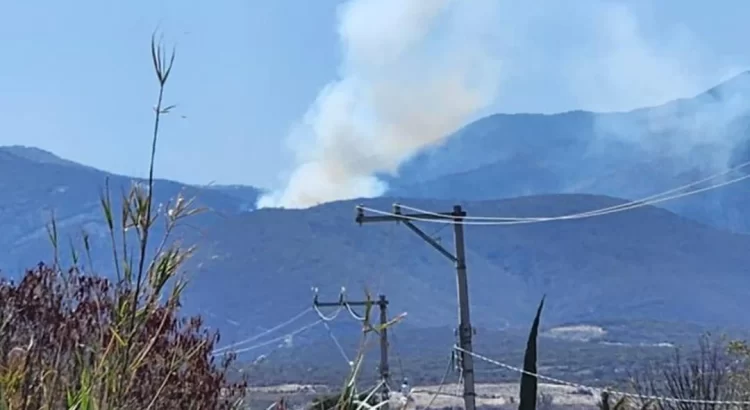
[0, 33, 247, 410]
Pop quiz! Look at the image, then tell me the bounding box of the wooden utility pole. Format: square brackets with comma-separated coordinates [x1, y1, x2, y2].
[355, 204, 476, 410]
[313, 293, 391, 410]
[377, 294, 390, 408]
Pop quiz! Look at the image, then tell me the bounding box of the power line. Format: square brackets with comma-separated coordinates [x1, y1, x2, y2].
[453, 345, 750, 406]
[322, 320, 352, 366]
[213, 320, 322, 357]
[212, 307, 313, 354]
[398, 158, 750, 223]
[313, 304, 344, 322]
[417, 356, 455, 410]
[344, 301, 367, 321]
[359, 169, 750, 226]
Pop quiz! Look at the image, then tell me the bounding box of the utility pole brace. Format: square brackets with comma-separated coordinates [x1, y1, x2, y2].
[355, 204, 477, 410]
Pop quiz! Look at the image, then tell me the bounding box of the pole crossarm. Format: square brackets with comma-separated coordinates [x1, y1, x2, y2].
[314, 300, 384, 307]
[313, 290, 392, 410]
[355, 205, 457, 222]
[354, 203, 477, 410]
[312, 288, 388, 309]
[356, 204, 459, 263]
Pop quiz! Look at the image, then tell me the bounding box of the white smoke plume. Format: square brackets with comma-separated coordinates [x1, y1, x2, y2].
[258, 0, 501, 208]
[558, 2, 747, 172]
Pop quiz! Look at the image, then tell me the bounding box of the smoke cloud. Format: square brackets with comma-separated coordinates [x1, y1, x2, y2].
[259, 1, 747, 209]
[559, 2, 747, 172]
[258, 0, 501, 208]
[397, 1, 747, 187]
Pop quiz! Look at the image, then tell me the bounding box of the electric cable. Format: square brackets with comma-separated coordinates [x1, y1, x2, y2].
[454, 345, 750, 405]
[223, 320, 323, 356]
[212, 307, 313, 354]
[358, 169, 750, 226]
[323, 320, 352, 365]
[399, 159, 750, 222]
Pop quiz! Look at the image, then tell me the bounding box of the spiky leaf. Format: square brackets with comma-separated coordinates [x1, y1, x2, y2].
[519, 296, 545, 410]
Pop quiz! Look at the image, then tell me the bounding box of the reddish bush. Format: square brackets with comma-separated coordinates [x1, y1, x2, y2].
[0, 263, 247, 409]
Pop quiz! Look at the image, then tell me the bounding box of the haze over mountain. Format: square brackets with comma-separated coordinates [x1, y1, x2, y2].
[386, 71, 750, 233]
[1, 73, 750, 342]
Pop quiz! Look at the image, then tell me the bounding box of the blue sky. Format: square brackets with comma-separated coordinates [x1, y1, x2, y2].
[1, 1, 749, 189]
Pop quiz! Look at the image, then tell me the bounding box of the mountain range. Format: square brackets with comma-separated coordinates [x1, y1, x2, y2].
[2, 72, 750, 345]
[185, 194, 750, 332]
[388, 71, 750, 233]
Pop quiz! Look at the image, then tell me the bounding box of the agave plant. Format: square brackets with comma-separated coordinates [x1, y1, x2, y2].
[518, 296, 545, 410]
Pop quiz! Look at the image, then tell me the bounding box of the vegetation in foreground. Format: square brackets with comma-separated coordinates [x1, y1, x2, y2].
[0, 35, 247, 409]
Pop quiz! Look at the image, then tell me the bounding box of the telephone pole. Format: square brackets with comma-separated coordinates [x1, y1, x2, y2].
[355, 204, 476, 410]
[377, 294, 390, 409]
[313, 292, 391, 410]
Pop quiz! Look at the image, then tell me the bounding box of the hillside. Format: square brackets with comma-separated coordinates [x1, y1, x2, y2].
[386, 71, 750, 233]
[0, 146, 261, 275]
[0, 145, 746, 337]
[184, 194, 750, 341]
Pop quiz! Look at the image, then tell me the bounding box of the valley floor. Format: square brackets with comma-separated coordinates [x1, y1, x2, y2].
[247, 382, 601, 409]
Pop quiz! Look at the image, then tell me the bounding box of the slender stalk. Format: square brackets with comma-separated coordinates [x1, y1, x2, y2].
[118, 33, 174, 407]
